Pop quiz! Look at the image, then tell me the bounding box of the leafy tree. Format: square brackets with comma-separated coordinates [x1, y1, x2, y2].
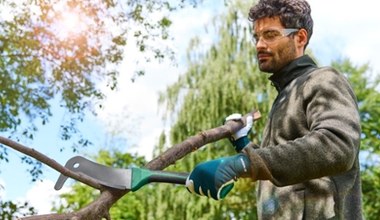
[0, 0, 201, 216]
[361, 165, 380, 219]
[332, 60, 380, 219]
[0, 200, 36, 219]
[0, 0, 200, 152]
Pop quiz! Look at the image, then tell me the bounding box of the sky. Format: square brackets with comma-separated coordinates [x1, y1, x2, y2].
[0, 0, 379, 215]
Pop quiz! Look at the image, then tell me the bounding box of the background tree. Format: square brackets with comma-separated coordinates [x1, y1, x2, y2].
[331, 60, 380, 219]
[0, 200, 36, 219]
[0, 0, 199, 156]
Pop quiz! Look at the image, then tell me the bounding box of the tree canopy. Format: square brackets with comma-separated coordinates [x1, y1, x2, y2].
[0, 0, 202, 218]
[0, 0, 199, 150]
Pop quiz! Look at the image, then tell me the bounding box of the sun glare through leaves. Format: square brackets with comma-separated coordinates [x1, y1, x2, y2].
[52, 6, 88, 40]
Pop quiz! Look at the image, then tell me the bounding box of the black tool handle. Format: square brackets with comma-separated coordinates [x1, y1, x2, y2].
[131, 168, 188, 191]
[148, 170, 189, 185]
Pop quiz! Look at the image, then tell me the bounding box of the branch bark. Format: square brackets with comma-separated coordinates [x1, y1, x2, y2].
[1, 110, 260, 220]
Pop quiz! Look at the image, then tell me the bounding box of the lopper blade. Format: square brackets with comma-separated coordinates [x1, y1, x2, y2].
[54, 156, 132, 190]
[55, 156, 189, 191]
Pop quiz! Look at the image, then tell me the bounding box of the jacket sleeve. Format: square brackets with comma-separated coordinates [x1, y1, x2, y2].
[243, 68, 361, 186]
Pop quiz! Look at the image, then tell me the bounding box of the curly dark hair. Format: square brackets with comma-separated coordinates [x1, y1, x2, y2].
[248, 0, 313, 48]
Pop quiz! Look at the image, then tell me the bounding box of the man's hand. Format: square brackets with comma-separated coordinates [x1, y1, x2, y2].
[225, 113, 253, 152]
[185, 154, 251, 200]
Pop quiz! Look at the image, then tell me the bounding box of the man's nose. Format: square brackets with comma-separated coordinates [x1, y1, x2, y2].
[255, 37, 267, 49]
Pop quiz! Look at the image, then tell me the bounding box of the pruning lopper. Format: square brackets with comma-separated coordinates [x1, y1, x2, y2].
[54, 111, 261, 192]
[54, 156, 189, 191]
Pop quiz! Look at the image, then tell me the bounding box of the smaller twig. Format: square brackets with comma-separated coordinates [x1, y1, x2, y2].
[0, 136, 103, 190]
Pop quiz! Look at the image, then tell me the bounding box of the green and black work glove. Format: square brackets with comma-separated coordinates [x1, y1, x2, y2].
[225, 113, 253, 152]
[185, 154, 251, 200]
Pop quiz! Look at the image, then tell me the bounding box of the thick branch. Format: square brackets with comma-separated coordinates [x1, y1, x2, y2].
[2, 110, 260, 219]
[145, 110, 261, 169]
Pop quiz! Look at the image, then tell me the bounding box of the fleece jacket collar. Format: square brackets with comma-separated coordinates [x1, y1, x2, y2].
[269, 55, 317, 92]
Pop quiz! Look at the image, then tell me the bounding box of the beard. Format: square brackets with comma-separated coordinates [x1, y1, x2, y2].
[257, 39, 297, 74]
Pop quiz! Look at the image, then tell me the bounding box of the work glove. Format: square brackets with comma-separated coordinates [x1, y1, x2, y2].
[185, 154, 251, 200]
[225, 113, 253, 152]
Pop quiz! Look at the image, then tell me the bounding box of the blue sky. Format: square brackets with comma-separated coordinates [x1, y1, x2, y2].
[1, 0, 380, 214]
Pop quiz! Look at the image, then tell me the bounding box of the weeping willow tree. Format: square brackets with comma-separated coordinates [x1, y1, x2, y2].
[149, 1, 272, 219]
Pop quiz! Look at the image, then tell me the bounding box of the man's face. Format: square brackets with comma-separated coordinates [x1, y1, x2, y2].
[253, 17, 300, 74]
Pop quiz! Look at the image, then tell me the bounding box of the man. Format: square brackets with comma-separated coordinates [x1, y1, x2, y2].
[185, 0, 363, 219]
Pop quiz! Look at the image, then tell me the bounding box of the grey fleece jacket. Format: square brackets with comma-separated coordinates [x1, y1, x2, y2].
[243, 55, 363, 219]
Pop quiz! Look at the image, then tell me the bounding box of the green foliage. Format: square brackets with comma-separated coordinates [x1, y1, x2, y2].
[155, 1, 267, 218]
[0, 0, 200, 151]
[0, 0, 203, 216]
[332, 59, 380, 219]
[361, 165, 380, 219]
[1, 0, 125, 138]
[0, 200, 36, 219]
[20, 156, 42, 182]
[332, 60, 380, 154]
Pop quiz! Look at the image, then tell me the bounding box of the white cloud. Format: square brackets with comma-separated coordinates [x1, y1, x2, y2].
[309, 0, 380, 74]
[20, 179, 70, 214]
[131, 127, 163, 160]
[94, 2, 225, 159]
[95, 58, 179, 151]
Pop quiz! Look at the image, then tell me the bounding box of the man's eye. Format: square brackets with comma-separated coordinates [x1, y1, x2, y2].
[253, 34, 259, 42]
[263, 31, 280, 40]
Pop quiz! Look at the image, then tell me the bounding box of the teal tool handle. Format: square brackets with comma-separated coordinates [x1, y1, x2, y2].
[131, 167, 189, 191]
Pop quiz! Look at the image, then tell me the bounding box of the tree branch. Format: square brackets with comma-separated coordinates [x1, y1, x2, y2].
[1, 110, 260, 219]
[0, 136, 104, 191]
[145, 110, 261, 169]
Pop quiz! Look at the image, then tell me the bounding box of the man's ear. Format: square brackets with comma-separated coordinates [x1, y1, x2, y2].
[296, 28, 308, 48]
